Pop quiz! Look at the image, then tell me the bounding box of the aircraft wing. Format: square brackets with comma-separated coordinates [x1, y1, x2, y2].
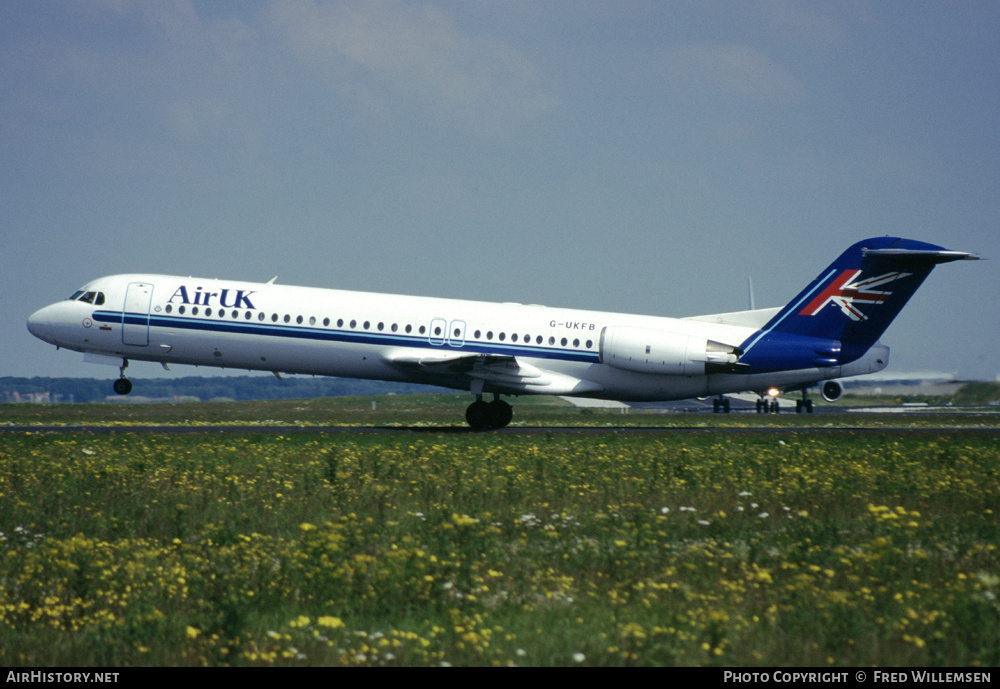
[381, 348, 603, 395]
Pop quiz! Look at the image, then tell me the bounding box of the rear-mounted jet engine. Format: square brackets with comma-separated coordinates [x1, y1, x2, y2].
[599, 326, 743, 376]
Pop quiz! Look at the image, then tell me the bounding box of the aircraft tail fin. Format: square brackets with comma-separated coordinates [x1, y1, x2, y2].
[739, 237, 978, 370]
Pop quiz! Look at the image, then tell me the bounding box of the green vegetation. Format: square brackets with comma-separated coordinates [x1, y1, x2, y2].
[4, 391, 1000, 429]
[832, 381, 1000, 409]
[0, 401, 997, 666]
[952, 382, 1000, 407]
[0, 375, 437, 404]
[5, 375, 999, 409]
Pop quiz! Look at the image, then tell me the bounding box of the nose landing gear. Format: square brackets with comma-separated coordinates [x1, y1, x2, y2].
[113, 359, 132, 395]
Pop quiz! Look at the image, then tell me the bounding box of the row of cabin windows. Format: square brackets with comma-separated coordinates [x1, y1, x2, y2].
[164, 303, 427, 334]
[161, 303, 594, 350]
[473, 330, 593, 349]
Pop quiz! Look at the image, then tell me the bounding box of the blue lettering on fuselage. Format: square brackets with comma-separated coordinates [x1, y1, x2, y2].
[219, 288, 257, 309]
[169, 286, 257, 310]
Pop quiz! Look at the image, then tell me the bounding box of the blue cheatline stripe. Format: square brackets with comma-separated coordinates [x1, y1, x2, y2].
[740, 268, 837, 355]
[92, 311, 601, 365]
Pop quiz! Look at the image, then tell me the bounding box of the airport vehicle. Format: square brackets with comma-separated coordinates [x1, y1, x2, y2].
[27, 237, 977, 428]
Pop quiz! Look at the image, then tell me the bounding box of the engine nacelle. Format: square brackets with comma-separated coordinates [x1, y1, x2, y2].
[821, 380, 843, 402]
[599, 326, 740, 376]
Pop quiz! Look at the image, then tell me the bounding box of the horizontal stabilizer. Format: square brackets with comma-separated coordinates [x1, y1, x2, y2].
[863, 248, 981, 264]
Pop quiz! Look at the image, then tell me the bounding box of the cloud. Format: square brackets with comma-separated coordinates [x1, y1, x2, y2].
[77, 0, 203, 42]
[265, 0, 556, 133]
[661, 43, 798, 101]
[756, 0, 849, 48]
[21, 0, 258, 144]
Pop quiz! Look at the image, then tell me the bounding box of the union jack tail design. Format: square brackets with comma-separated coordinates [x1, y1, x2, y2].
[736, 237, 977, 372]
[799, 270, 912, 321]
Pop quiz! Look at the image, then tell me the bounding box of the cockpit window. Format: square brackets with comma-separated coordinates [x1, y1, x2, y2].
[68, 291, 106, 305]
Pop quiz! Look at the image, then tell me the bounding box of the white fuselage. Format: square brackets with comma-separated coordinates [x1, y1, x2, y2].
[27, 273, 886, 401]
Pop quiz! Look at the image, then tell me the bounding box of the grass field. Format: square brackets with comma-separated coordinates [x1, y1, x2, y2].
[0, 396, 998, 666]
[3, 391, 999, 428]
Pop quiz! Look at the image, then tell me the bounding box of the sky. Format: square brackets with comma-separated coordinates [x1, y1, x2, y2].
[2, 0, 998, 382]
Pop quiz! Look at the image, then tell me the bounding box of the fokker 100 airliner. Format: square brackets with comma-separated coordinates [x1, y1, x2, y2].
[28, 237, 977, 429]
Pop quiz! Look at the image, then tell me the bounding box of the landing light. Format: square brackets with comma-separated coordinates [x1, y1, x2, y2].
[767, 388, 781, 397]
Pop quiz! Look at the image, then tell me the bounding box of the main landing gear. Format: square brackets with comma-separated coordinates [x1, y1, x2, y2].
[465, 394, 513, 430]
[755, 397, 780, 414]
[113, 359, 133, 395]
[795, 391, 814, 414]
[755, 391, 814, 413]
[712, 396, 731, 413]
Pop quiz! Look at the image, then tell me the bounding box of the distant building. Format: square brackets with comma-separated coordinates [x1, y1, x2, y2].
[4, 390, 51, 403]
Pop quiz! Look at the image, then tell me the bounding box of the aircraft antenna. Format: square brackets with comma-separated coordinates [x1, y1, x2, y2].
[747, 277, 756, 310]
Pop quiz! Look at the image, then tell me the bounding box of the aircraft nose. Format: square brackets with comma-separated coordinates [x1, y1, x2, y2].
[27, 305, 54, 343]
